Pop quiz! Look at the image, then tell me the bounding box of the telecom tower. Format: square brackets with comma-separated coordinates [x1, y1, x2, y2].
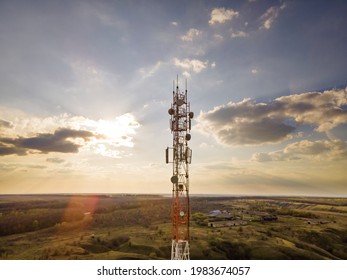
[166, 77, 193, 260]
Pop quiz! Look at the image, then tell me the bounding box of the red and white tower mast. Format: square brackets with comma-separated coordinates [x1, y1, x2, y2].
[166, 77, 193, 260]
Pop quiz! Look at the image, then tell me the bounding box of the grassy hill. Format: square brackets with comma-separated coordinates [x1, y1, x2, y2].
[0, 194, 346, 259]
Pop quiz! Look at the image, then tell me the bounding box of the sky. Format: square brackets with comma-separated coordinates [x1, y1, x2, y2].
[0, 0, 347, 196]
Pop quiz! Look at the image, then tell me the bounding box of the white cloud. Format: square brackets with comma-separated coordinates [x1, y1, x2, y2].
[213, 34, 224, 41]
[182, 71, 191, 79]
[173, 58, 208, 73]
[260, 3, 286, 30]
[209, 8, 239, 25]
[276, 88, 347, 132]
[181, 28, 202, 42]
[231, 30, 249, 38]
[251, 69, 258, 74]
[171, 21, 178, 26]
[196, 87, 347, 146]
[211, 62, 216, 69]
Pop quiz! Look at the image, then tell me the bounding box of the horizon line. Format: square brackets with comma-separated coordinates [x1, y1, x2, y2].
[0, 192, 346, 199]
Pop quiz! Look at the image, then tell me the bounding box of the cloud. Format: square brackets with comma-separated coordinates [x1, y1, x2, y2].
[209, 8, 239, 25]
[0, 128, 94, 156]
[196, 87, 347, 146]
[213, 34, 224, 41]
[212, 116, 295, 146]
[252, 140, 347, 162]
[196, 98, 295, 146]
[0, 108, 141, 158]
[173, 58, 208, 73]
[0, 144, 26, 156]
[181, 28, 202, 42]
[182, 71, 191, 79]
[230, 30, 249, 38]
[260, 3, 286, 30]
[28, 165, 48, 169]
[251, 150, 301, 162]
[275, 88, 347, 132]
[0, 163, 47, 171]
[251, 152, 273, 162]
[0, 163, 18, 172]
[46, 157, 66, 164]
[0, 120, 13, 129]
[139, 61, 162, 79]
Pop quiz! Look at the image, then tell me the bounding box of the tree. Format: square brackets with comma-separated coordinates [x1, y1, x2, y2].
[32, 220, 39, 230]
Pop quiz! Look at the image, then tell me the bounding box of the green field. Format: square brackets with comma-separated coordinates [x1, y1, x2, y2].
[0, 194, 346, 260]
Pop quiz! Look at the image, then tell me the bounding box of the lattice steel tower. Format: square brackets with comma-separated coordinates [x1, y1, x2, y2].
[166, 77, 193, 260]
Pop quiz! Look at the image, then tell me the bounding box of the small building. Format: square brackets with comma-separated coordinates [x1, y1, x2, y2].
[208, 210, 222, 218]
[208, 221, 247, 228]
[208, 210, 233, 220]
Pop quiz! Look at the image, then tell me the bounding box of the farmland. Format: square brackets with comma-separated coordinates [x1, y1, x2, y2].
[0, 194, 346, 260]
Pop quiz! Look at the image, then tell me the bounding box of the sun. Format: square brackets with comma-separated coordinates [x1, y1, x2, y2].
[95, 115, 136, 142]
[86, 113, 140, 158]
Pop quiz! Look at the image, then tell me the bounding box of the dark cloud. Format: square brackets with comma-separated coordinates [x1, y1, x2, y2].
[196, 87, 347, 146]
[0, 119, 13, 128]
[0, 128, 94, 156]
[217, 118, 295, 146]
[0, 144, 26, 156]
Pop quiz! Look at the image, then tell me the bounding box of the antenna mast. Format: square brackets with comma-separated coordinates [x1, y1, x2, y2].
[166, 77, 194, 260]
